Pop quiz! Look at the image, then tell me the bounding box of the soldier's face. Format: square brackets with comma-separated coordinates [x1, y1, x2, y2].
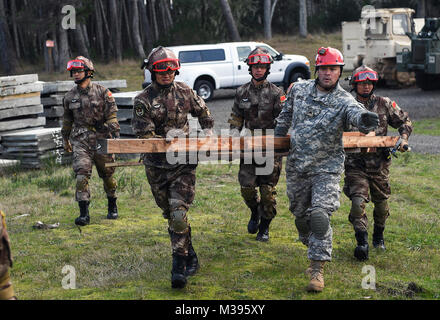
[356, 81, 374, 96]
[72, 69, 85, 81]
[251, 65, 268, 80]
[317, 66, 341, 90]
[155, 70, 175, 86]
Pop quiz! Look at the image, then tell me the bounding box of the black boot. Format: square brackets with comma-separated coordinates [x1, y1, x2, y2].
[354, 230, 369, 261]
[372, 225, 386, 250]
[256, 217, 272, 242]
[75, 201, 90, 226]
[247, 204, 262, 234]
[107, 197, 118, 220]
[171, 254, 187, 289]
[185, 227, 199, 277]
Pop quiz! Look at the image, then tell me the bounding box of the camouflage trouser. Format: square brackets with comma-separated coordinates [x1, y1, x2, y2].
[343, 163, 391, 232]
[286, 167, 341, 262]
[72, 142, 117, 202]
[0, 211, 14, 300]
[238, 157, 282, 220]
[145, 164, 197, 256]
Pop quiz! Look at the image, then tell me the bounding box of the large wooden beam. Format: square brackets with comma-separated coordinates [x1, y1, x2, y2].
[98, 134, 399, 155]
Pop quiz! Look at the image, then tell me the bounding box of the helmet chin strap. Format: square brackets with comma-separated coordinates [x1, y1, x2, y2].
[72, 70, 93, 85]
[250, 68, 270, 82]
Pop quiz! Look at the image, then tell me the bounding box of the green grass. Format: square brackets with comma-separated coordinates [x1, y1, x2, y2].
[388, 118, 440, 136]
[1, 153, 439, 300]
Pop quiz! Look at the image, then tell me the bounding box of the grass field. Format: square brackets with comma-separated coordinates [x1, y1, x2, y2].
[1, 152, 439, 300]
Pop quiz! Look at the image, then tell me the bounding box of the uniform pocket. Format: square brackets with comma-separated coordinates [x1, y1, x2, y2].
[239, 101, 252, 110]
[69, 102, 81, 110]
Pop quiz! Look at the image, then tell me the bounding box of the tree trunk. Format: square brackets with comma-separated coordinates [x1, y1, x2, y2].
[219, 0, 241, 42]
[299, 0, 307, 38]
[130, 0, 146, 58]
[58, 21, 70, 73]
[97, 0, 113, 60]
[73, 23, 90, 57]
[10, 0, 20, 59]
[121, 0, 133, 49]
[109, 0, 122, 62]
[138, 0, 153, 52]
[94, 0, 105, 56]
[0, 0, 17, 74]
[149, 0, 159, 42]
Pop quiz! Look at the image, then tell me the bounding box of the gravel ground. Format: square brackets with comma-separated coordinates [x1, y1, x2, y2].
[205, 85, 440, 154]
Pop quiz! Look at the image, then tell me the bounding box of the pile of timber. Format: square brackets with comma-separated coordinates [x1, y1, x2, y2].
[113, 90, 201, 138]
[0, 128, 71, 169]
[40, 80, 127, 128]
[113, 91, 140, 138]
[0, 74, 45, 136]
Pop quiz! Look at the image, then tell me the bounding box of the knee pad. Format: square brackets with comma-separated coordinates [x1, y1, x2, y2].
[295, 216, 310, 235]
[169, 210, 189, 233]
[103, 176, 117, 193]
[241, 186, 258, 201]
[350, 196, 366, 218]
[374, 200, 389, 215]
[76, 175, 89, 192]
[310, 209, 330, 239]
[260, 185, 277, 206]
[0, 271, 15, 300]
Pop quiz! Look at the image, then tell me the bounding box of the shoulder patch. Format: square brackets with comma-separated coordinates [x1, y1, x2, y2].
[134, 103, 145, 117]
[280, 95, 287, 103]
[391, 100, 401, 111]
[107, 91, 113, 98]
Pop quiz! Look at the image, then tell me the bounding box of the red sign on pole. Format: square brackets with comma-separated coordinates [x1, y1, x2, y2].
[46, 40, 55, 48]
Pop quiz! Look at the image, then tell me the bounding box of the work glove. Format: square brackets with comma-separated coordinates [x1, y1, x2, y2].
[359, 111, 379, 134]
[399, 135, 409, 152]
[112, 131, 120, 139]
[203, 128, 214, 137]
[63, 139, 72, 153]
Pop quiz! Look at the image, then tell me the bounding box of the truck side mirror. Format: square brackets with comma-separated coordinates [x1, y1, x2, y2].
[275, 53, 284, 61]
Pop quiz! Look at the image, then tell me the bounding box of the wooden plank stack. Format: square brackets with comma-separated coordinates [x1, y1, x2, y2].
[0, 74, 45, 135]
[40, 80, 128, 128]
[113, 91, 140, 138]
[0, 128, 71, 169]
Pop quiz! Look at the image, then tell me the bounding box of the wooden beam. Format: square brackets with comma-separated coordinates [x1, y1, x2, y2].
[98, 134, 399, 155]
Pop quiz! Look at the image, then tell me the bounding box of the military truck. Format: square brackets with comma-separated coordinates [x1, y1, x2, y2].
[396, 18, 440, 90]
[342, 7, 424, 87]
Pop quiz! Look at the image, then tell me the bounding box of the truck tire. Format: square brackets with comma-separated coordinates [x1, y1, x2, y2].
[289, 71, 306, 84]
[194, 80, 214, 101]
[415, 72, 438, 91]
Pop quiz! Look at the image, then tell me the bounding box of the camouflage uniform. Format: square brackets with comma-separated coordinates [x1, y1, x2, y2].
[0, 210, 15, 300]
[228, 80, 285, 221]
[343, 95, 413, 231]
[275, 79, 376, 261]
[132, 81, 214, 256]
[62, 82, 120, 202]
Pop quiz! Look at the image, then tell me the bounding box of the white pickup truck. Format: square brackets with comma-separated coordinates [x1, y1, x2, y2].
[142, 41, 311, 101]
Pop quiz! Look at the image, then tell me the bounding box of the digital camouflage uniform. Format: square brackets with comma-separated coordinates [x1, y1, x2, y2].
[62, 82, 120, 202]
[344, 95, 413, 232]
[228, 80, 285, 222]
[275, 79, 376, 262]
[0, 210, 15, 300]
[132, 81, 214, 256]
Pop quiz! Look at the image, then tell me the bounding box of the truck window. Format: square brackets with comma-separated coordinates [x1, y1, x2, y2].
[201, 49, 226, 62]
[179, 51, 202, 63]
[237, 46, 252, 61]
[392, 14, 409, 35]
[258, 45, 279, 58]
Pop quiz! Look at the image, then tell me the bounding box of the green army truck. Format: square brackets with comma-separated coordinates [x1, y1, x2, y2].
[396, 18, 440, 90]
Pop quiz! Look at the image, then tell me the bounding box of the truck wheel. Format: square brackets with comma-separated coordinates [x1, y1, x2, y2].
[289, 72, 305, 84]
[195, 80, 214, 101]
[416, 72, 438, 91]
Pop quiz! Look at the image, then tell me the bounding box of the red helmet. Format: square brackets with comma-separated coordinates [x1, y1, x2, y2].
[315, 47, 344, 67]
[351, 65, 379, 84]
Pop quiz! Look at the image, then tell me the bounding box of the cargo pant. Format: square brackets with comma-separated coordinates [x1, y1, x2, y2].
[0, 211, 15, 300]
[72, 131, 117, 202]
[238, 156, 282, 220]
[286, 166, 341, 262]
[343, 161, 391, 232]
[145, 164, 197, 256]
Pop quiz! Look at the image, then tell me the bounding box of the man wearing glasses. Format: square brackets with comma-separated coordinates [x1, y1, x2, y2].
[344, 65, 413, 261]
[62, 56, 120, 226]
[132, 46, 214, 289]
[228, 47, 286, 242]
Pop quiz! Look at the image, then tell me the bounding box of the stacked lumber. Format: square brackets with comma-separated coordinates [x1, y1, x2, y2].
[113, 91, 140, 138]
[0, 74, 45, 135]
[40, 80, 127, 128]
[0, 128, 71, 169]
